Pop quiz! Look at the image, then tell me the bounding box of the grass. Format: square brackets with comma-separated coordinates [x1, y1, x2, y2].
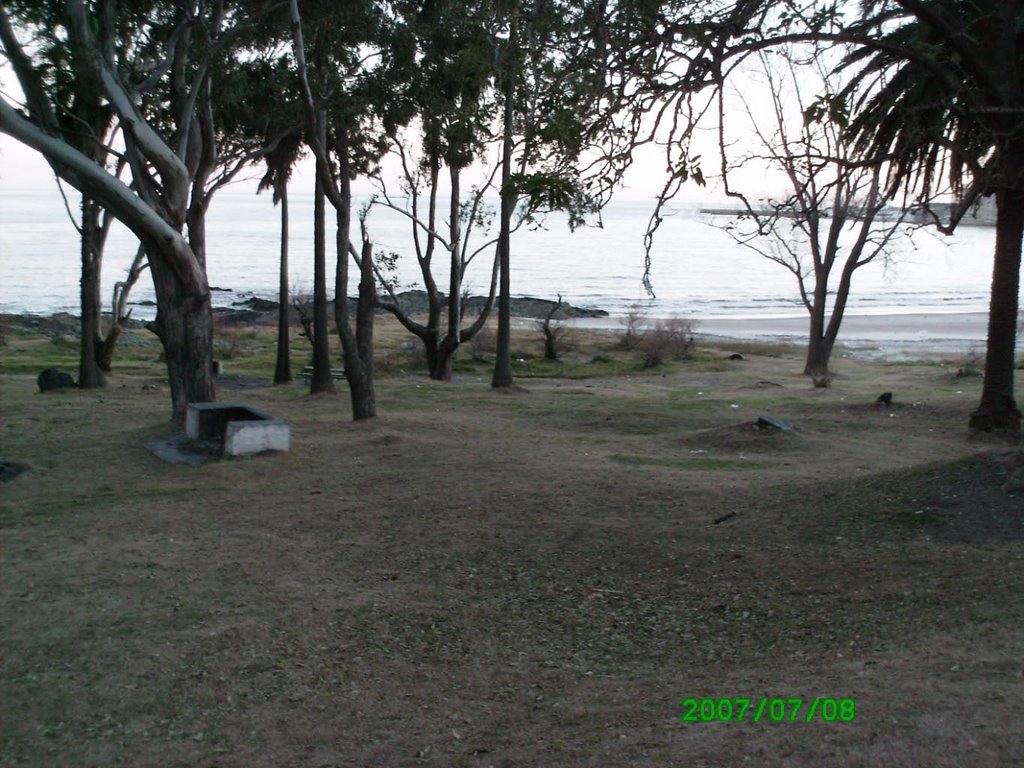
[2, 314, 1023, 766]
[610, 453, 769, 471]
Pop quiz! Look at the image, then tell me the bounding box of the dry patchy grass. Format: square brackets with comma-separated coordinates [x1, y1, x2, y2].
[1, 319, 1023, 767]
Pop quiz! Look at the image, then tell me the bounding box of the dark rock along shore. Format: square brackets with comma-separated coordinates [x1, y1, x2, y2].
[1, 292, 607, 334]
[221, 290, 608, 325]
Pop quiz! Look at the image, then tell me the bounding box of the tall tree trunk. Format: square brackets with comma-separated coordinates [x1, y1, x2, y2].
[78, 195, 105, 388]
[146, 247, 215, 421]
[352, 228, 377, 418]
[310, 143, 336, 395]
[334, 121, 375, 420]
[803, 278, 829, 376]
[492, 21, 518, 389]
[804, 332, 834, 376]
[274, 181, 292, 384]
[970, 186, 1023, 433]
[444, 163, 462, 380]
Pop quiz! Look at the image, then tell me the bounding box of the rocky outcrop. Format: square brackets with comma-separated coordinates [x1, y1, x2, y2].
[228, 291, 608, 322]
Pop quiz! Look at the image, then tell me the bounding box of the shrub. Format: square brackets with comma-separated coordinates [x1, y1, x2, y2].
[619, 306, 649, 350]
[636, 317, 697, 368]
[214, 327, 256, 360]
[955, 348, 984, 379]
[535, 296, 575, 361]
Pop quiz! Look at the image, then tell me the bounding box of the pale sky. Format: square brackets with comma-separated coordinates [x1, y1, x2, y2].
[0, 44, 784, 208]
[0, 130, 740, 205]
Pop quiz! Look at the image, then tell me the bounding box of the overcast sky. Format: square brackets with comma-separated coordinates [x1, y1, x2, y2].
[1, 133, 743, 208]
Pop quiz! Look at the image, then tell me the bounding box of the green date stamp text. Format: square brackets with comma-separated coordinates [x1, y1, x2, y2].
[679, 697, 855, 723]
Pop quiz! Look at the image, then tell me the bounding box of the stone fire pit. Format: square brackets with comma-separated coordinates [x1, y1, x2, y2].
[185, 402, 290, 458]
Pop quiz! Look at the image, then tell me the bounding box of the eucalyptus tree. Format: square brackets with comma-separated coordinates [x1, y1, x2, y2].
[490, 0, 632, 388]
[2, 1, 124, 388]
[367, 0, 502, 381]
[0, 0, 281, 419]
[288, 0, 416, 418]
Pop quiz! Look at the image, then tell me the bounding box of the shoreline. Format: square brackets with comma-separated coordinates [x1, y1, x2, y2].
[570, 311, 1006, 361]
[3, 308, 1013, 362]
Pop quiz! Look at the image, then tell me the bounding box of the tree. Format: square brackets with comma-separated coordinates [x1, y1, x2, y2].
[288, 0, 414, 418]
[369, 151, 502, 380]
[0, 1, 278, 419]
[716, 50, 915, 376]
[536, 294, 573, 360]
[258, 130, 304, 385]
[606, 0, 1022, 433]
[96, 244, 149, 373]
[367, 0, 502, 381]
[490, 0, 623, 388]
[1, 1, 131, 388]
[838, 0, 1024, 432]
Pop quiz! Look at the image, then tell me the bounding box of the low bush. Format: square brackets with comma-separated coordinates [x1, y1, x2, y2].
[636, 317, 697, 368]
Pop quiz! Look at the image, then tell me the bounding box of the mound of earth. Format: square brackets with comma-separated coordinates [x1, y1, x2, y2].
[676, 418, 807, 454]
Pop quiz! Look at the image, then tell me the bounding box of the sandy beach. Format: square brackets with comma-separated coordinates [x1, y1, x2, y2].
[574, 310, 1000, 360]
[698, 312, 995, 358]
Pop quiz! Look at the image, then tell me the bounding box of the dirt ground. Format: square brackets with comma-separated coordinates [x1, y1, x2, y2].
[2, 326, 1023, 767]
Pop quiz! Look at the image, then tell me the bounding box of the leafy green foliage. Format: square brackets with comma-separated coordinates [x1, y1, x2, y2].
[802, 93, 849, 128]
[504, 171, 598, 230]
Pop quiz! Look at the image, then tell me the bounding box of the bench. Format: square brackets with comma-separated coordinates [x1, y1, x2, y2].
[298, 365, 346, 381]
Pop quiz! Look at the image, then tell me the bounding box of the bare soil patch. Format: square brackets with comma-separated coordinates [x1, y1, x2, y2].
[1, 327, 1022, 767]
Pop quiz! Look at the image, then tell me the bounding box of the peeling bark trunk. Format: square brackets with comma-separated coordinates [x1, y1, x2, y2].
[334, 122, 375, 420]
[78, 196, 105, 388]
[970, 186, 1023, 433]
[146, 247, 215, 421]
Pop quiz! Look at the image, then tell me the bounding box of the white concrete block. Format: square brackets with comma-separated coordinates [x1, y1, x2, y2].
[224, 419, 290, 457]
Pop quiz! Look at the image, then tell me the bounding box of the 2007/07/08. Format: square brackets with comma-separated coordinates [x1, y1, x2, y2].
[680, 697, 856, 723]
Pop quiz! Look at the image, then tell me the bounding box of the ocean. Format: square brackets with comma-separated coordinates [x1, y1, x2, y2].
[0, 187, 998, 323]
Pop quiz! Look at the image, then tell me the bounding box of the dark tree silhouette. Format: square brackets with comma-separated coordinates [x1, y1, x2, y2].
[839, 0, 1024, 432]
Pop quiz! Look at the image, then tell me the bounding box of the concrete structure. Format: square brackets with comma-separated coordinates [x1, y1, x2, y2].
[185, 402, 290, 458]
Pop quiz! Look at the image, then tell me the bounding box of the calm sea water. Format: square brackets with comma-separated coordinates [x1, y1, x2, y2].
[0, 187, 997, 322]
